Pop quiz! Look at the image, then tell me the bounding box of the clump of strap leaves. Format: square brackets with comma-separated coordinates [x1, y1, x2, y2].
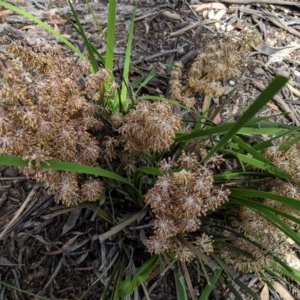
[0, 35, 299, 299]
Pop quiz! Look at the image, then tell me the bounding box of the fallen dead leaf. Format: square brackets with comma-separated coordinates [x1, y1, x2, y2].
[267, 101, 280, 111]
[208, 10, 215, 20]
[226, 24, 235, 32]
[253, 43, 300, 66]
[272, 282, 295, 300]
[161, 11, 181, 21]
[45, 10, 67, 32]
[194, 3, 227, 12]
[287, 82, 300, 98]
[203, 10, 208, 18]
[0, 10, 11, 23]
[234, 19, 245, 30]
[204, 8, 226, 21]
[284, 252, 300, 270]
[214, 9, 226, 20]
[62, 209, 80, 235]
[20, 25, 36, 31]
[0, 256, 18, 266]
[47, 10, 67, 25]
[260, 283, 269, 300]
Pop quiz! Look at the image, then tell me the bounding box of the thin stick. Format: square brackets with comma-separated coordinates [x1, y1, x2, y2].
[251, 80, 300, 126]
[219, 0, 299, 6]
[0, 184, 40, 240]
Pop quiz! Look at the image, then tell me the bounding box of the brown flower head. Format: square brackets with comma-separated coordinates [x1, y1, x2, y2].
[118, 100, 182, 153]
[146, 151, 230, 258]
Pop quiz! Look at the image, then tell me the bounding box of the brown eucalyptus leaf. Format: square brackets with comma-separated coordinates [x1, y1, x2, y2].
[62, 209, 81, 235]
[161, 11, 181, 21]
[260, 283, 269, 300]
[253, 43, 300, 65]
[273, 282, 295, 300]
[194, 3, 227, 12]
[0, 256, 18, 266]
[0, 10, 11, 23]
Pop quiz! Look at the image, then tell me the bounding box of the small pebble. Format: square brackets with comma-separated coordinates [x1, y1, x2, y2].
[254, 68, 265, 75]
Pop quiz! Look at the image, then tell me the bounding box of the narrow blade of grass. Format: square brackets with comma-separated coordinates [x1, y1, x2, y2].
[118, 256, 159, 297]
[0, 155, 129, 184]
[98, 210, 147, 243]
[214, 171, 270, 182]
[278, 134, 300, 151]
[68, 0, 98, 72]
[230, 188, 300, 212]
[232, 135, 273, 164]
[134, 69, 157, 96]
[230, 196, 300, 226]
[253, 126, 300, 151]
[100, 253, 127, 300]
[0, 280, 50, 300]
[227, 151, 291, 180]
[272, 260, 300, 283]
[176, 124, 290, 142]
[230, 197, 300, 245]
[199, 268, 223, 300]
[211, 254, 260, 300]
[120, 5, 136, 111]
[136, 166, 159, 176]
[174, 269, 189, 300]
[105, 0, 116, 72]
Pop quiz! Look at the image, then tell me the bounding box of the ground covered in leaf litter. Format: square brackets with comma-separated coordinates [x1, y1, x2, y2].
[0, 0, 300, 299]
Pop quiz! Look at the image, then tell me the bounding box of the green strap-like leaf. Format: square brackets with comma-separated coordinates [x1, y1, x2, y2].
[174, 269, 189, 300]
[230, 188, 300, 211]
[0, 155, 129, 184]
[203, 75, 289, 160]
[229, 152, 291, 180]
[68, 0, 98, 72]
[117, 256, 159, 297]
[120, 4, 136, 111]
[199, 268, 223, 300]
[105, 0, 116, 72]
[230, 196, 300, 226]
[231, 196, 300, 245]
[0, 280, 50, 300]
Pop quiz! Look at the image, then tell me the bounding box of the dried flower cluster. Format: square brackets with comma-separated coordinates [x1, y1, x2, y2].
[221, 206, 289, 273]
[266, 138, 300, 181]
[169, 31, 261, 108]
[146, 152, 230, 261]
[0, 42, 109, 205]
[169, 61, 196, 108]
[265, 138, 300, 226]
[118, 100, 182, 153]
[221, 139, 300, 273]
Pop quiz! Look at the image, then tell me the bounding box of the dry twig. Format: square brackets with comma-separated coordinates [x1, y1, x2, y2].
[251, 80, 300, 126]
[219, 0, 299, 6]
[238, 7, 300, 38]
[0, 184, 41, 240]
[267, 15, 300, 39]
[170, 19, 216, 37]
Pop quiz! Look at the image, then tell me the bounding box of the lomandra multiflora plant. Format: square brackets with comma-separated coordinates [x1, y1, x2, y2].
[0, 40, 230, 255]
[0, 21, 298, 297]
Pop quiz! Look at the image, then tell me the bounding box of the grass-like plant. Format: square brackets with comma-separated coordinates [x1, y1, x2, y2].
[0, 0, 300, 299]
